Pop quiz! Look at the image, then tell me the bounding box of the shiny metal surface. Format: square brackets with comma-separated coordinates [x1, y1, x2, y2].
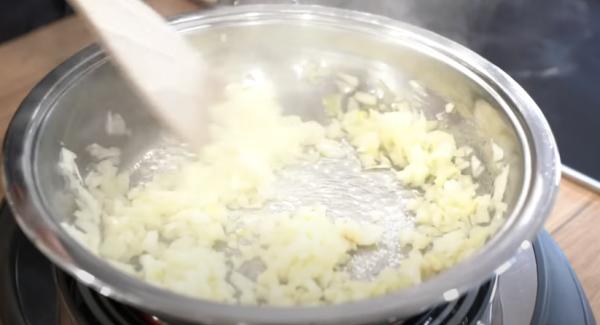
[479, 242, 537, 325]
[563, 165, 600, 194]
[3, 5, 560, 325]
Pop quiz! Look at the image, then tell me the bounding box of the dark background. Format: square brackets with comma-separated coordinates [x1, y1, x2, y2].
[0, 0, 72, 43]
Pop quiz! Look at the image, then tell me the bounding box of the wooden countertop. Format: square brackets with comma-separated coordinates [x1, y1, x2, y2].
[0, 0, 598, 319]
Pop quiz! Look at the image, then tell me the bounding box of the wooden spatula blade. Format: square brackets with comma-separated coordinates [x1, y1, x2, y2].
[68, 0, 212, 148]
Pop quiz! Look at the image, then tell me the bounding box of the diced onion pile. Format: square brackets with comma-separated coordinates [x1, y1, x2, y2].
[60, 75, 510, 306]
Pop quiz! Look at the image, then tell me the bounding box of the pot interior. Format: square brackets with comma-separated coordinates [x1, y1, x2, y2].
[17, 8, 541, 322]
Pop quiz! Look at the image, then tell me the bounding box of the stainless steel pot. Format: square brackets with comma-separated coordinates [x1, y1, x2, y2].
[2, 5, 560, 325]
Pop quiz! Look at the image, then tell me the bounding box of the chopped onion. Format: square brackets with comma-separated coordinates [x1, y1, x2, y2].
[59, 74, 510, 307]
[353, 91, 378, 106]
[491, 140, 504, 162]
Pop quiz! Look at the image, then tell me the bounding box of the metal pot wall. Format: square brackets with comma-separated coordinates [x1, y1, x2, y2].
[2, 5, 559, 325]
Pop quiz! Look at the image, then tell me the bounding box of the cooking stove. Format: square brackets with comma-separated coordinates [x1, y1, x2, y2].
[0, 1, 598, 324]
[0, 203, 594, 325]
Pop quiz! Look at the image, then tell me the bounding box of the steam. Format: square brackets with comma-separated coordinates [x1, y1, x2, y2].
[218, 0, 504, 46]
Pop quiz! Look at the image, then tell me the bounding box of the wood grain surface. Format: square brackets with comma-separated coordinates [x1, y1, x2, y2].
[546, 179, 600, 316]
[0, 0, 597, 319]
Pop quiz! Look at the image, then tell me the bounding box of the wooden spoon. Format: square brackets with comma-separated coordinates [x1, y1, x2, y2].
[68, 0, 215, 149]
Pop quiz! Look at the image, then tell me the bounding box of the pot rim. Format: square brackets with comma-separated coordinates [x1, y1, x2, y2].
[2, 4, 560, 325]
